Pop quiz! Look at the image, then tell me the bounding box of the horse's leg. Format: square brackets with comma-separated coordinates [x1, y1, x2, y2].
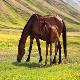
[53, 41, 58, 64]
[26, 36, 34, 62]
[50, 42, 52, 65]
[36, 39, 42, 63]
[58, 41, 61, 64]
[45, 42, 49, 65]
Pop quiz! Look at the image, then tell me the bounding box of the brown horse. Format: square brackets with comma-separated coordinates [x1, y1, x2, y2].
[17, 14, 67, 65]
[40, 20, 62, 65]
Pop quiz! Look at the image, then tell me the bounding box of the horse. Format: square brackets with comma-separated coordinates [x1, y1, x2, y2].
[40, 20, 62, 65]
[17, 14, 67, 65]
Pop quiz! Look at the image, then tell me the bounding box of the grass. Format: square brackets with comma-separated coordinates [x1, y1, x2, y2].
[26, 0, 50, 14]
[1, 0, 80, 32]
[0, 63, 80, 80]
[65, 21, 80, 32]
[0, 30, 80, 80]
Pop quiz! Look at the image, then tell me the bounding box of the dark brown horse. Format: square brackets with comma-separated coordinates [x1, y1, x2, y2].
[17, 14, 67, 65]
[41, 21, 62, 65]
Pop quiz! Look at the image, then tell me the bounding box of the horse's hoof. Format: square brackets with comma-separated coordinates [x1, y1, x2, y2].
[39, 56, 42, 63]
[50, 64, 52, 66]
[39, 59, 42, 63]
[50, 59, 53, 65]
[52, 59, 56, 64]
[17, 58, 21, 63]
[58, 61, 61, 64]
[39, 60, 42, 63]
[26, 58, 30, 62]
[45, 61, 47, 65]
[50, 62, 53, 65]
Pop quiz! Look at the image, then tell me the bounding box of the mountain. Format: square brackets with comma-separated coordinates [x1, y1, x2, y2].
[63, 0, 80, 12]
[46, 0, 80, 23]
[0, 0, 80, 31]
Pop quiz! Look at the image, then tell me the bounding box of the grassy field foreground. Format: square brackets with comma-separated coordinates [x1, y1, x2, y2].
[0, 63, 80, 80]
[0, 31, 80, 80]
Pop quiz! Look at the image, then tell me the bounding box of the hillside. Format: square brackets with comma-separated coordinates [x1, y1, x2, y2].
[47, 0, 80, 22]
[0, 0, 80, 32]
[63, 0, 80, 12]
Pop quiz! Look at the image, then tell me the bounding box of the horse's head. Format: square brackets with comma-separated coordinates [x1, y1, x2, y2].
[17, 39, 25, 62]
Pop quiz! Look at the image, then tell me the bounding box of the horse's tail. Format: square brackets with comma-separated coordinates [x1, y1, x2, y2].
[62, 20, 67, 59]
[17, 14, 37, 62]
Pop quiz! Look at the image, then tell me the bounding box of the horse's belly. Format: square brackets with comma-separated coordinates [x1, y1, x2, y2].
[38, 35, 46, 41]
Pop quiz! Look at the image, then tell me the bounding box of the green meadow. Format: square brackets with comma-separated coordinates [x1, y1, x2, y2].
[0, 0, 80, 80]
[0, 29, 80, 80]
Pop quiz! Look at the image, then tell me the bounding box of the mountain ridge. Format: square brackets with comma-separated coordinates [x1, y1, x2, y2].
[0, 0, 80, 31]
